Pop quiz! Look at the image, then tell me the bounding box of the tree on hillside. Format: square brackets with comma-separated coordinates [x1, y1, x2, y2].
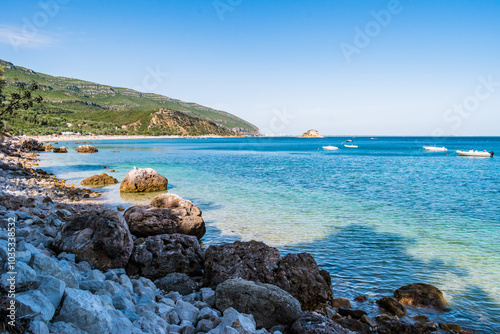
[0, 65, 44, 133]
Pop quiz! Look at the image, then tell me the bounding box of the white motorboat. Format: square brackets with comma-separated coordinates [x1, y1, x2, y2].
[344, 144, 358, 148]
[424, 146, 447, 152]
[346, 139, 353, 142]
[456, 150, 494, 157]
[323, 145, 338, 151]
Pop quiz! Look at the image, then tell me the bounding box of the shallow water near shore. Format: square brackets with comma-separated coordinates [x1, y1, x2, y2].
[38, 136, 500, 332]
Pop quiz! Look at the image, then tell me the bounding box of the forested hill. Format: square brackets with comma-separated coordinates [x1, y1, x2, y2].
[0, 59, 260, 136]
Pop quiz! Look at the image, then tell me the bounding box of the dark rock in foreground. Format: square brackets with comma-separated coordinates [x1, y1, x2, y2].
[124, 193, 205, 239]
[377, 296, 407, 316]
[119, 167, 168, 193]
[205, 240, 334, 310]
[80, 173, 118, 187]
[215, 278, 303, 329]
[154, 273, 199, 295]
[394, 283, 450, 312]
[21, 138, 44, 152]
[291, 312, 353, 334]
[53, 210, 133, 271]
[126, 233, 204, 280]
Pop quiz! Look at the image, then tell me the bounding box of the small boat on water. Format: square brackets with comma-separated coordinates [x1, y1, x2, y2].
[456, 150, 494, 157]
[424, 146, 447, 152]
[323, 145, 338, 150]
[344, 144, 358, 148]
[346, 139, 353, 142]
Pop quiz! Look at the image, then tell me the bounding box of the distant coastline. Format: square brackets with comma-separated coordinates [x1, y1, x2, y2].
[30, 134, 247, 142]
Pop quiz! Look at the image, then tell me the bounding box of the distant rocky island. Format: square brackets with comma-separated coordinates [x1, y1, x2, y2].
[299, 130, 324, 138]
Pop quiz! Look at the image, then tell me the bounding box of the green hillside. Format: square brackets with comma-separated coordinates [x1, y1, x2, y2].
[0, 60, 260, 136]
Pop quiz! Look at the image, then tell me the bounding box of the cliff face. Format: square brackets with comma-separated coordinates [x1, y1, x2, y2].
[299, 130, 324, 138]
[146, 109, 240, 136]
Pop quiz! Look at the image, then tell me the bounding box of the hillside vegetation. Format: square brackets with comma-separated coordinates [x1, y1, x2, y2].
[0, 60, 259, 136]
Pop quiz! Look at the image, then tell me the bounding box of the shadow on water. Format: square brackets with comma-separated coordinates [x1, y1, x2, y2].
[279, 223, 500, 333]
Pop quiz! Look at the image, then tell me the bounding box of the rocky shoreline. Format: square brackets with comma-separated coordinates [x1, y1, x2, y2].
[0, 137, 473, 334]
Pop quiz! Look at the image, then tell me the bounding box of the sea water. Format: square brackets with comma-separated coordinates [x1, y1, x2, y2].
[38, 136, 500, 332]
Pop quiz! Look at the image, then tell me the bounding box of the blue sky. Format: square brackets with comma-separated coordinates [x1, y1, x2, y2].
[1, 0, 499, 135]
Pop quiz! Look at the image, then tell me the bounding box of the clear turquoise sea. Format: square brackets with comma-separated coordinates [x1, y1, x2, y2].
[38, 136, 500, 332]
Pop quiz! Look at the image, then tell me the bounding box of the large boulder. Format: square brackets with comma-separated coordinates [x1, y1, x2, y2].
[75, 145, 98, 153]
[215, 278, 303, 329]
[376, 296, 407, 316]
[394, 283, 450, 312]
[120, 167, 168, 193]
[52, 147, 68, 153]
[204, 240, 281, 287]
[291, 313, 353, 334]
[275, 253, 334, 310]
[21, 138, 44, 152]
[126, 234, 204, 280]
[43, 143, 55, 152]
[204, 241, 334, 310]
[81, 173, 118, 187]
[53, 210, 133, 271]
[123, 194, 205, 239]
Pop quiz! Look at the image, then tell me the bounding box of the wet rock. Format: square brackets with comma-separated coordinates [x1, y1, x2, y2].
[205, 241, 334, 311]
[126, 234, 204, 280]
[377, 320, 424, 334]
[215, 278, 303, 329]
[439, 323, 463, 331]
[338, 307, 367, 320]
[53, 209, 133, 271]
[80, 173, 118, 187]
[155, 273, 199, 295]
[394, 283, 450, 312]
[377, 296, 407, 317]
[119, 167, 168, 193]
[124, 201, 205, 239]
[291, 312, 353, 334]
[43, 143, 55, 152]
[21, 138, 44, 152]
[52, 147, 68, 153]
[335, 318, 371, 334]
[332, 298, 351, 309]
[75, 145, 98, 153]
[354, 295, 368, 303]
